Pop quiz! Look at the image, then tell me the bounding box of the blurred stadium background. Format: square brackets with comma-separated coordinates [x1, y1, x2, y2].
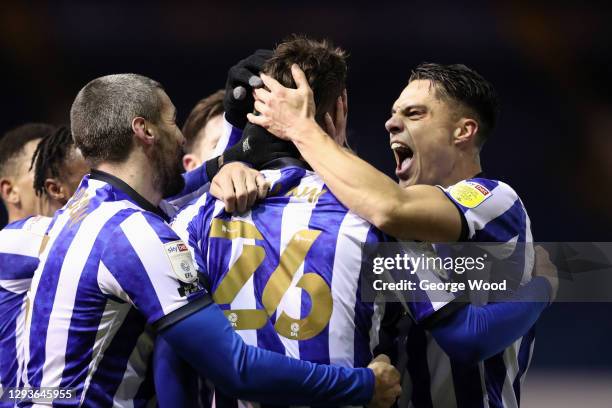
[1, 1, 611, 406]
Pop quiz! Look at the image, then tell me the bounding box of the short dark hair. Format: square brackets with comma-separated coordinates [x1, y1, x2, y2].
[263, 35, 347, 124]
[0, 123, 56, 177]
[182, 90, 225, 153]
[70, 73, 165, 165]
[409, 63, 499, 145]
[30, 126, 74, 197]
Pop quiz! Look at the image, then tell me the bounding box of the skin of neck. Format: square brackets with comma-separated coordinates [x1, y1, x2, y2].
[40, 197, 63, 217]
[95, 147, 162, 206]
[8, 205, 31, 224]
[436, 149, 482, 188]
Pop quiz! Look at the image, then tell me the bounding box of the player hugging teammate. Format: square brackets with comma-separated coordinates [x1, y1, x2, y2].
[0, 34, 557, 408]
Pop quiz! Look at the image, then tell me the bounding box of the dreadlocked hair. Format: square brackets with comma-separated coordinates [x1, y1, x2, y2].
[30, 126, 74, 197]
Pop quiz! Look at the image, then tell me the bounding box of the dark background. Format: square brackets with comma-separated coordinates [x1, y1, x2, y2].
[2, 0, 611, 378]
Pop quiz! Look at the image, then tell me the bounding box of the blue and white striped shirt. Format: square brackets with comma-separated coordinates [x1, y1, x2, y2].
[20, 171, 207, 407]
[0, 216, 51, 407]
[172, 165, 385, 367]
[172, 163, 462, 408]
[399, 177, 535, 408]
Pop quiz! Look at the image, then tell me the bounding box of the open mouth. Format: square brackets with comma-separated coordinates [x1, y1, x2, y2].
[391, 142, 414, 177]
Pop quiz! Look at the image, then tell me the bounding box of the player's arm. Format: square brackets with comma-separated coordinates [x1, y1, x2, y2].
[166, 47, 273, 211]
[428, 277, 550, 364]
[157, 301, 399, 407]
[174, 44, 269, 202]
[248, 66, 461, 242]
[153, 336, 200, 407]
[100, 212, 399, 408]
[417, 247, 557, 364]
[163, 156, 268, 217]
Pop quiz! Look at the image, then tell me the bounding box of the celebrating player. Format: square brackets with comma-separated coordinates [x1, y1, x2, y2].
[0, 126, 89, 407]
[181, 90, 227, 171]
[30, 126, 89, 215]
[0, 124, 56, 224]
[19, 73, 400, 407]
[245, 62, 556, 407]
[168, 35, 406, 408]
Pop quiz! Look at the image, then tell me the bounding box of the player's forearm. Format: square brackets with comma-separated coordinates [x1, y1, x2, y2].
[430, 276, 551, 364]
[289, 121, 461, 241]
[291, 120, 407, 234]
[160, 303, 374, 405]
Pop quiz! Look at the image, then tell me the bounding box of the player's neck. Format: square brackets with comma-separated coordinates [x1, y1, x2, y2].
[440, 154, 482, 187]
[7, 207, 29, 224]
[96, 160, 162, 206]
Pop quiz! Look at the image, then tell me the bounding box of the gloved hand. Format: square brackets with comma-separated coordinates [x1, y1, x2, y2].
[224, 49, 273, 129]
[205, 123, 300, 180]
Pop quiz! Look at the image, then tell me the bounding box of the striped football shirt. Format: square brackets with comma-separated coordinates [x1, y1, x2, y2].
[0, 216, 51, 407]
[399, 177, 535, 408]
[20, 170, 208, 408]
[172, 162, 460, 408]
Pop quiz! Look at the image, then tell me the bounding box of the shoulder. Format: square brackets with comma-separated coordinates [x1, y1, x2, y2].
[22, 215, 53, 235]
[443, 177, 521, 211]
[102, 210, 179, 254]
[171, 193, 211, 226]
[0, 216, 51, 248]
[170, 193, 219, 241]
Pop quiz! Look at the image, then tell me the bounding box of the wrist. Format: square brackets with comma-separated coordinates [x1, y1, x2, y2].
[530, 276, 554, 306]
[364, 367, 377, 405]
[291, 118, 327, 147]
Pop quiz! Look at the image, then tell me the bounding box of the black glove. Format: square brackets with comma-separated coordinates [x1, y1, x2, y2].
[205, 123, 300, 180]
[223, 49, 273, 129]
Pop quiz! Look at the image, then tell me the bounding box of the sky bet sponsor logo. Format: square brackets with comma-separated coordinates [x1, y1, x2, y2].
[166, 242, 189, 254]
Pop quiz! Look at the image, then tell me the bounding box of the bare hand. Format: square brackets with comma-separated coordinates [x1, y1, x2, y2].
[209, 162, 269, 213]
[367, 354, 401, 408]
[533, 245, 559, 302]
[248, 64, 317, 141]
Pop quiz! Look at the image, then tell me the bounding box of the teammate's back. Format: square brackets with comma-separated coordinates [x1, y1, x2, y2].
[173, 164, 386, 371]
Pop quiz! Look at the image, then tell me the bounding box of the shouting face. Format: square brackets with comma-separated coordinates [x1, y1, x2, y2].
[386, 79, 462, 188]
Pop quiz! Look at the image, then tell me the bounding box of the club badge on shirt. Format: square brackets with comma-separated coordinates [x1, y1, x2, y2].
[163, 240, 197, 283]
[448, 180, 493, 208]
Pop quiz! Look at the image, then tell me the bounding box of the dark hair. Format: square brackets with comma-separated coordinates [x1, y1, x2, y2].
[0, 123, 56, 177]
[30, 126, 74, 197]
[182, 89, 225, 153]
[70, 73, 165, 165]
[409, 63, 499, 145]
[263, 35, 347, 124]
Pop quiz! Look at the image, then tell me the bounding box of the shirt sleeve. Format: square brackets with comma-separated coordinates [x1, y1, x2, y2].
[429, 276, 551, 364]
[170, 194, 219, 284]
[0, 216, 51, 286]
[439, 178, 527, 242]
[390, 242, 466, 325]
[364, 228, 463, 326]
[440, 178, 534, 288]
[98, 211, 209, 327]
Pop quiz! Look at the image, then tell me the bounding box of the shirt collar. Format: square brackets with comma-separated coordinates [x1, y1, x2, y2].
[89, 169, 167, 220]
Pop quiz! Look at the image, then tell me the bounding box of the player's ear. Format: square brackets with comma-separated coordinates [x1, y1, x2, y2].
[182, 153, 201, 172]
[132, 117, 155, 146]
[0, 178, 18, 204]
[44, 178, 65, 203]
[453, 118, 478, 147]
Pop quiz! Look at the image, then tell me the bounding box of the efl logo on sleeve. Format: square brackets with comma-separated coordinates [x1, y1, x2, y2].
[163, 240, 197, 283]
[448, 181, 493, 208]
